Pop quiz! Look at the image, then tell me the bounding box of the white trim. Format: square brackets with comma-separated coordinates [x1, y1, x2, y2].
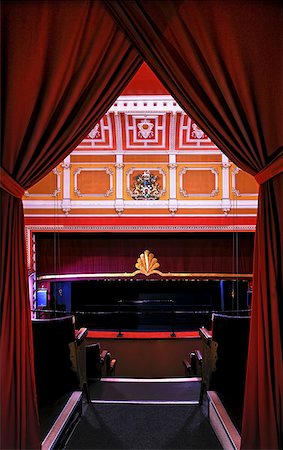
[169, 154, 177, 199]
[115, 154, 124, 199]
[222, 154, 230, 198]
[91, 400, 200, 405]
[24, 213, 257, 219]
[100, 377, 201, 382]
[108, 95, 183, 113]
[71, 149, 222, 155]
[23, 199, 258, 209]
[207, 391, 241, 450]
[114, 112, 122, 152]
[62, 156, 71, 199]
[25, 224, 256, 232]
[41, 391, 82, 450]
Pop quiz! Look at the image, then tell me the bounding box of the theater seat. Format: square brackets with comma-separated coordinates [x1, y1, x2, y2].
[183, 351, 202, 377]
[32, 315, 80, 407]
[32, 316, 88, 446]
[104, 351, 117, 376]
[198, 313, 250, 428]
[85, 343, 117, 380]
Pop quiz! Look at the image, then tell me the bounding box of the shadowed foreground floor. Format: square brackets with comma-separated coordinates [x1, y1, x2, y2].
[65, 380, 221, 449]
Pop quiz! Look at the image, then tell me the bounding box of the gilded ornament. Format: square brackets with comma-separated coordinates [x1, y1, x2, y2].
[135, 249, 160, 275]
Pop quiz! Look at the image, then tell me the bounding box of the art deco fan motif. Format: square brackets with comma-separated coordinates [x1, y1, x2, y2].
[135, 249, 160, 275]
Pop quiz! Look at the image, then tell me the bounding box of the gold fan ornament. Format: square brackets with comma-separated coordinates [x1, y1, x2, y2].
[135, 249, 160, 276]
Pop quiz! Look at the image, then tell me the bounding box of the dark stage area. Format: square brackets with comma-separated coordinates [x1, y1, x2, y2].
[36, 231, 253, 332]
[50, 279, 250, 332]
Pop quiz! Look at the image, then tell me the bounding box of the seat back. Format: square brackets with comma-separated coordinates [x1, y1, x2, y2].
[32, 315, 79, 407]
[209, 313, 250, 429]
[85, 343, 102, 379]
[210, 314, 250, 394]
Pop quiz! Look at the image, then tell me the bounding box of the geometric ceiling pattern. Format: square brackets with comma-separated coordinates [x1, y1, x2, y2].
[23, 95, 258, 226]
[23, 64, 259, 276]
[23, 61, 259, 269]
[77, 101, 214, 153]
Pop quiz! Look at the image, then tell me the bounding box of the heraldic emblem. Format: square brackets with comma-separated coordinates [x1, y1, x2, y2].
[131, 170, 161, 200]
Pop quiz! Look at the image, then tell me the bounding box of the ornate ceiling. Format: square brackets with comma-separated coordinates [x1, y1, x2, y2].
[23, 63, 259, 267]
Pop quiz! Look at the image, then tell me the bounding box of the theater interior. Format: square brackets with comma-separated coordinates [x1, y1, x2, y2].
[1, 2, 282, 450]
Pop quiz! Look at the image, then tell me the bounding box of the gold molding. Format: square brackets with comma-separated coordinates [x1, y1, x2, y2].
[38, 272, 252, 281]
[135, 249, 160, 275]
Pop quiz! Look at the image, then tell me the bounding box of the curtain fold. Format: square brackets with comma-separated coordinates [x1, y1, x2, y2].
[242, 174, 283, 449]
[103, 1, 283, 448]
[1, 1, 282, 449]
[0, 192, 40, 450]
[0, 1, 142, 448]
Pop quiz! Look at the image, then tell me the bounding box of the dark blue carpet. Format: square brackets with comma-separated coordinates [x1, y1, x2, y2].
[66, 403, 221, 449]
[66, 380, 221, 449]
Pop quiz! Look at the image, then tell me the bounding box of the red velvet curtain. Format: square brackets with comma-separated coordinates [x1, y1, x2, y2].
[103, 1, 283, 449]
[0, 1, 142, 448]
[35, 232, 254, 276]
[1, 1, 282, 449]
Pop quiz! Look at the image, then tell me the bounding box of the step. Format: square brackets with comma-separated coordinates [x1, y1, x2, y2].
[89, 377, 202, 405]
[41, 391, 82, 450]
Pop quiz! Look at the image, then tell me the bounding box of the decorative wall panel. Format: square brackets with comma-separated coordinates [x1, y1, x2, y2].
[72, 165, 114, 199]
[179, 166, 220, 198]
[24, 168, 62, 199]
[231, 166, 259, 198]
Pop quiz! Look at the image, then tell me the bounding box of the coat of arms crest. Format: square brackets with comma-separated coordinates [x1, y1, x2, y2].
[131, 170, 161, 200]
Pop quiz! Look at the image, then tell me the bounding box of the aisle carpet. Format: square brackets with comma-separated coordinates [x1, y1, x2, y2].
[65, 379, 221, 449]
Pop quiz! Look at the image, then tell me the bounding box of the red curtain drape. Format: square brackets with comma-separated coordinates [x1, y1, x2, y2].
[0, 1, 142, 448]
[103, 1, 283, 449]
[1, 1, 282, 449]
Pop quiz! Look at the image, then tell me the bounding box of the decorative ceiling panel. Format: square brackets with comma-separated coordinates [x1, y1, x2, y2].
[176, 113, 214, 150]
[72, 97, 219, 154]
[76, 113, 116, 151]
[23, 90, 258, 229]
[122, 112, 169, 150]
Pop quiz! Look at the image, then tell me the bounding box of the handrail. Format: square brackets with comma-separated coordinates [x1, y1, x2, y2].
[31, 306, 251, 336]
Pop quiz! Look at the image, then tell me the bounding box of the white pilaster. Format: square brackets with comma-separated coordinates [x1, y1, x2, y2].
[61, 156, 71, 215]
[221, 153, 231, 215]
[115, 153, 124, 214]
[168, 154, 178, 214]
